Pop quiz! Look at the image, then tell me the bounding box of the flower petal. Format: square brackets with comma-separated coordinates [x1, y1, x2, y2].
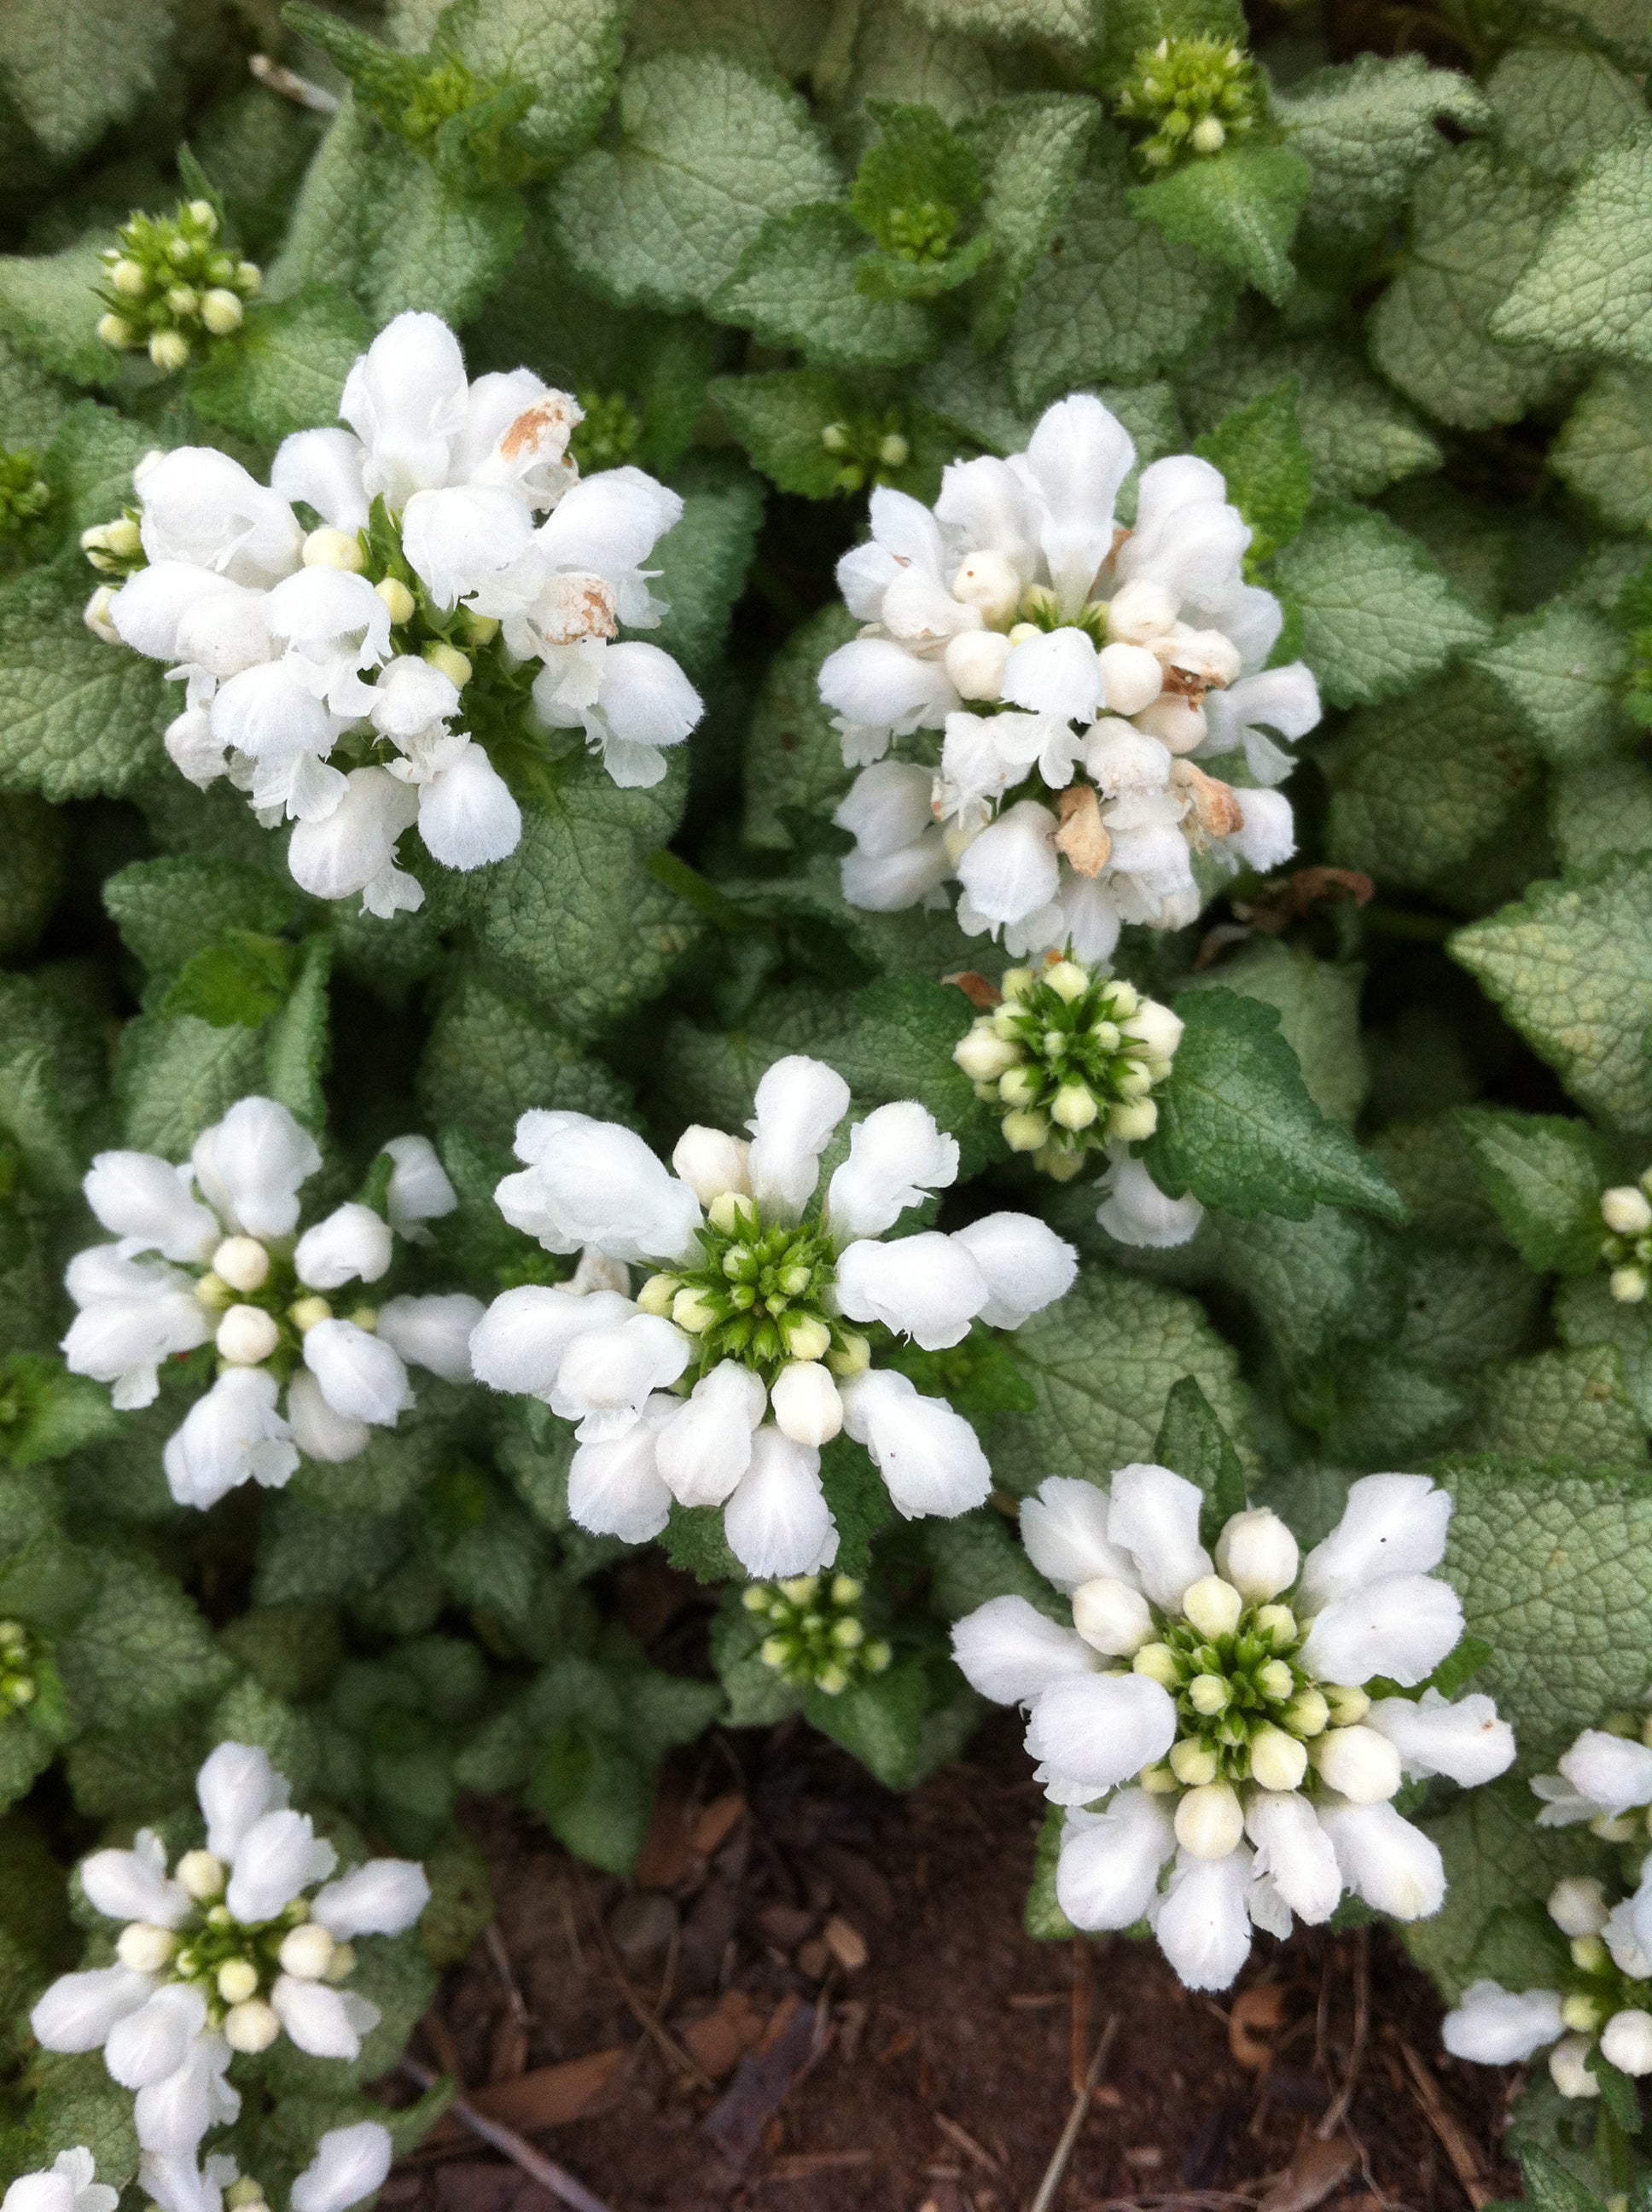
[746, 1057, 851, 1220]
[1023, 1673, 1178, 1798]
[1056, 1790, 1177, 1931]
[835, 1231, 987, 1351]
[310, 1860, 430, 1939]
[1299, 1473, 1452, 1610]
[839, 1367, 991, 1519]
[654, 1361, 767, 1508]
[951, 1595, 1098, 1705]
[1441, 1981, 1563, 2065]
[1150, 1846, 1255, 1991]
[950, 1214, 1076, 1330]
[196, 1741, 287, 1859]
[1106, 1462, 1213, 1611]
[721, 1426, 835, 1580]
[190, 1097, 320, 1242]
[1299, 1573, 1463, 1690]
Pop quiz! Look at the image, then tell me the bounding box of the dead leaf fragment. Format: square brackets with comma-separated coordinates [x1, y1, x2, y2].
[823, 1915, 869, 1973]
[427, 2049, 629, 2144]
[677, 1988, 767, 2081]
[943, 970, 1002, 1010]
[1230, 1982, 1290, 2070]
[1257, 2133, 1358, 2212]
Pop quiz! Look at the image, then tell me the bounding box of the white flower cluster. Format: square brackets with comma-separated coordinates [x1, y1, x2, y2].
[2, 2151, 117, 2212]
[86, 311, 701, 917]
[821, 393, 1320, 963]
[468, 1056, 1076, 1578]
[31, 1745, 427, 2163]
[61, 1097, 480, 1506]
[951, 1468, 1512, 1990]
[1600, 1174, 1652, 1304]
[142, 2124, 394, 2212]
[1444, 1858, 1652, 2099]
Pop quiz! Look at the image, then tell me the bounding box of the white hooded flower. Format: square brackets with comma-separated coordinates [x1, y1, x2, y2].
[1442, 1982, 1565, 2065]
[32, 1743, 424, 2145]
[2, 2151, 119, 2212]
[290, 2126, 394, 2212]
[951, 1466, 1506, 1990]
[473, 1057, 1073, 1576]
[819, 393, 1319, 957]
[1095, 1152, 1205, 1250]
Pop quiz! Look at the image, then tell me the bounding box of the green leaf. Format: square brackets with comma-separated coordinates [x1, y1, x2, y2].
[161, 931, 299, 1028]
[0, 972, 102, 1198]
[709, 1596, 803, 1729]
[1552, 367, 1652, 533]
[1129, 143, 1312, 307]
[1370, 146, 1567, 430]
[1155, 1376, 1248, 1545]
[1456, 1108, 1620, 1275]
[46, 401, 158, 543]
[850, 100, 980, 241]
[649, 452, 765, 685]
[262, 934, 332, 1133]
[1372, 1112, 1504, 1245]
[922, 1512, 1066, 1623]
[1463, 1343, 1645, 1464]
[1200, 1204, 1404, 1372]
[895, 0, 1099, 44]
[1486, 44, 1649, 185]
[1557, 1274, 1652, 1431]
[432, 0, 625, 163]
[0, 1354, 120, 1467]
[553, 50, 841, 313]
[420, 967, 632, 1153]
[1276, 52, 1492, 256]
[1191, 379, 1312, 564]
[1143, 989, 1405, 1224]
[0, 0, 176, 160]
[623, 0, 833, 79]
[1551, 756, 1652, 876]
[270, 95, 523, 328]
[1451, 856, 1652, 1138]
[59, 1556, 234, 1731]
[987, 1265, 1254, 1496]
[189, 288, 372, 445]
[1024, 1806, 1078, 1941]
[1007, 155, 1237, 410]
[1292, 1346, 1469, 1467]
[1473, 601, 1631, 765]
[1521, 2147, 1615, 2212]
[105, 856, 300, 980]
[0, 559, 174, 800]
[114, 1012, 265, 1156]
[14, 2051, 140, 2193]
[713, 204, 939, 370]
[966, 94, 1096, 347]
[473, 755, 701, 1039]
[1492, 139, 1652, 367]
[1271, 502, 1492, 711]
[1177, 315, 1441, 500]
[0, 327, 76, 454]
[1184, 940, 1368, 1126]
[805, 1647, 979, 1792]
[1322, 669, 1543, 900]
[743, 604, 858, 849]
[0, 243, 120, 392]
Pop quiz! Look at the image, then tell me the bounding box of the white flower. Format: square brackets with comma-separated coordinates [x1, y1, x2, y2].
[287, 767, 422, 918]
[290, 2126, 394, 2212]
[2, 2150, 119, 2212]
[32, 1744, 425, 2151]
[61, 1098, 462, 1502]
[951, 1466, 1508, 1990]
[471, 1056, 1074, 1576]
[819, 393, 1319, 958]
[1095, 1152, 1205, 1250]
[1442, 1981, 1564, 2065]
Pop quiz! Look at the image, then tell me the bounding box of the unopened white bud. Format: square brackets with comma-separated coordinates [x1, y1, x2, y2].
[636, 1274, 678, 1317]
[1323, 1683, 1370, 1726]
[111, 259, 147, 298]
[950, 550, 1022, 628]
[828, 1332, 871, 1377]
[302, 527, 364, 573]
[671, 1288, 715, 1334]
[201, 288, 244, 335]
[1611, 1266, 1648, 1305]
[1121, 1000, 1184, 1062]
[1550, 2034, 1601, 2099]
[84, 585, 121, 643]
[1174, 1781, 1244, 1859]
[1070, 1575, 1154, 1656]
[325, 1942, 356, 1984]
[178, 1849, 225, 1900]
[117, 1923, 177, 1972]
[1001, 1109, 1049, 1153]
[1248, 1724, 1308, 1791]
[1043, 959, 1089, 1004]
[278, 1923, 336, 1980]
[670, 1126, 750, 1205]
[1108, 1099, 1158, 1143]
[375, 577, 416, 625]
[96, 313, 137, 350]
[1106, 579, 1178, 644]
[1134, 695, 1207, 754]
[1283, 1687, 1328, 1736]
[1562, 1993, 1606, 2034]
[288, 1295, 331, 1335]
[1214, 1509, 1298, 1602]
[217, 1304, 279, 1365]
[1169, 1738, 1219, 1786]
[954, 1025, 1019, 1083]
[771, 1360, 842, 1447]
[1602, 1186, 1652, 1236]
[1190, 115, 1226, 154]
[149, 329, 191, 374]
[423, 642, 471, 688]
[943, 628, 1012, 700]
[1133, 1640, 1179, 1688]
[1097, 641, 1164, 717]
[1311, 1724, 1402, 1803]
[1602, 2009, 1652, 2076]
[1050, 1082, 1098, 1132]
[1549, 1877, 1610, 1939]
[1000, 967, 1035, 1003]
[1188, 1672, 1228, 1715]
[224, 1999, 281, 2053]
[187, 200, 218, 234]
[217, 1959, 259, 2005]
[212, 1236, 269, 1293]
[1181, 1575, 1243, 1639]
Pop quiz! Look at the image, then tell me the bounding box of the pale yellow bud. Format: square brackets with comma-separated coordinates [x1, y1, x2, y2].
[375, 577, 416, 626]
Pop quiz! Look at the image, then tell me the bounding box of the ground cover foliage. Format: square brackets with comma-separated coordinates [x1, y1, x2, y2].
[1, 0, 1652, 2197]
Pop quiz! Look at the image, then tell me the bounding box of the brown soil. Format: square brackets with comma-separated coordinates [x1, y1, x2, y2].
[381, 1709, 1524, 2212]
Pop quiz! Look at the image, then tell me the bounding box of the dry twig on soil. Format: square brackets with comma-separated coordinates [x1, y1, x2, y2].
[398, 2058, 615, 2212]
[1027, 2012, 1120, 2212]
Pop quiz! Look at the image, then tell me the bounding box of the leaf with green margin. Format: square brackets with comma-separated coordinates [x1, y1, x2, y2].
[921, 1511, 1065, 1622]
[0, 973, 102, 1199]
[743, 605, 859, 850]
[1271, 502, 1492, 710]
[1552, 757, 1652, 876]
[1276, 51, 1492, 256]
[1439, 1453, 1652, 1772]
[1372, 1112, 1504, 1245]
[1007, 156, 1237, 410]
[817, 1436, 893, 1580]
[1486, 44, 1649, 185]
[1191, 379, 1312, 564]
[45, 401, 161, 543]
[0, 243, 122, 390]
[0, 559, 174, 800]
[1322, 669, 1542, 900]
[1395, 1241, 1544, 1375]
[11, 2050, 140, 2192]
[1472, 602, 1631, 765]
[552, 50, 841, 313]
[114, 1012, 265, 1156]
[0, 0, 174, 161]
[713, 204, 939, 371]
[849, 98, 980, 244]
[1462, 1343, 1644, 1465]
[1455, 1107, 1620, 1275]
[59, 1556, 234, 1730]
[0, 1354, 120, 1467]
[0, 327, 76, 453]
[1492, 140, 1652, 367]
[1292, 1344, 1469, 1467]
[1184, 940, 1368, 1126]
[1143, 990, 1405, 1224]
[104, 855, 299, 979]
[897, 0, 1097, 44]
[269, 96, 522, 328]
[987, 1265, 1254, 1495]
[1154, 1375, 1247, 1545]
[420, 967, 632, 1153]
[805, 1645, 980, 1792]
[709, 1594, 805, 1728]
[1451, 856, 1652, 1138]
[1556, 1275, 1652, 1430]
[162, 931, 298, 1028]
[1370, 146, 1567, 431]
[262, 934, 332, 1133]
[1552, 367, 1652, 534]
[966, 94, 1096, 348]
[473, 755, 701, 1039]
[649, 452, 765, 686]
[1201, 1205, 1405, 1372]
[1025, 1805, 1077, 1940]
[1129, 144, 1312, 307]
[436, 0, 626, 162]
[189, 288, 372, 445]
